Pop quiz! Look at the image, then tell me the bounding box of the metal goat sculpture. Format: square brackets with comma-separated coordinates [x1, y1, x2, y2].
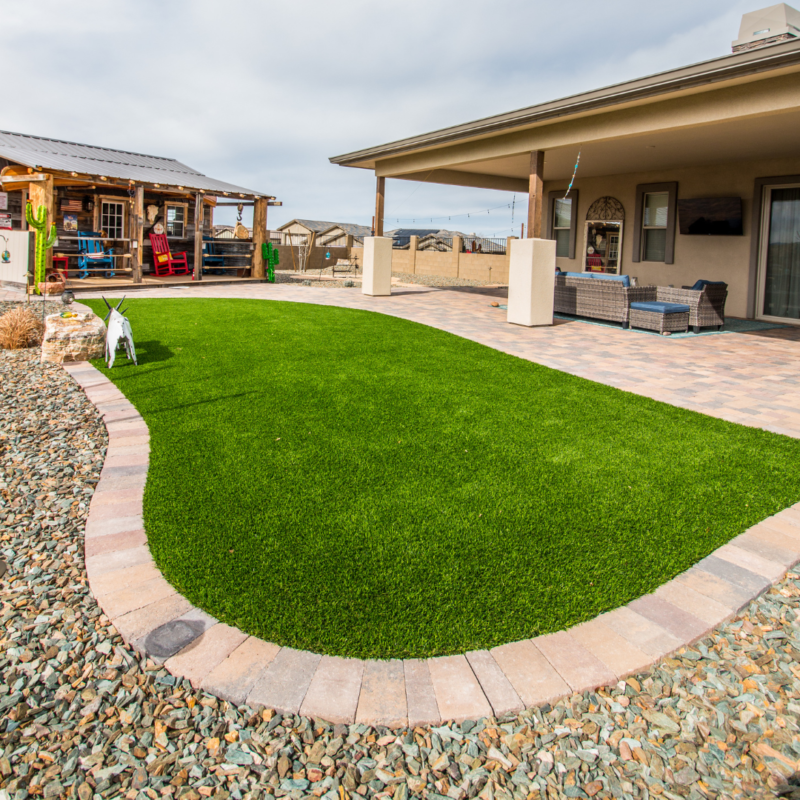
[102, 296, 137, 368]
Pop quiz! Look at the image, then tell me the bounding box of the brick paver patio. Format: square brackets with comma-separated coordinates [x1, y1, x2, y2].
[7, 283, 800, 725]
[74, 281, 800, 438]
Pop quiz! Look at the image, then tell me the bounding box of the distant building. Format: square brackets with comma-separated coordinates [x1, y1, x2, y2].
[276, 219, 370, 246]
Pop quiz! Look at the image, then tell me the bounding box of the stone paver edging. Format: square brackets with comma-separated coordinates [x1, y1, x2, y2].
[64, 359, 800, 728]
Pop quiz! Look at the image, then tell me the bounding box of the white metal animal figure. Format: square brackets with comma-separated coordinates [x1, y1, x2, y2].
[103, 296, 137, 368]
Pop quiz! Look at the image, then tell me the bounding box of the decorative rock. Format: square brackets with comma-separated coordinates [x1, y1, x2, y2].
[40, 312, 105, 363]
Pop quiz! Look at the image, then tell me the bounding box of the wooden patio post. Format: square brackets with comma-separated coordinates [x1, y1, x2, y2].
[131, 185, 144, 283]
[29, 173, 54, 277]
[374, 176, 385, 237]
[252, 197, 267, 279]
[527, 150, 545, 239]
[193, 193, 204, 281]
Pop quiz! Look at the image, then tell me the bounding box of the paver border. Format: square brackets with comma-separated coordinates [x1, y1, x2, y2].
[63, 354, 800, 727]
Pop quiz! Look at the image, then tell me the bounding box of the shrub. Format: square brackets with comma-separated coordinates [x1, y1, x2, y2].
[0, 305, 45, 349]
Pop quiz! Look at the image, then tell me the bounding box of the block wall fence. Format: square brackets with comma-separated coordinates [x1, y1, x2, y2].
[272, 235, 515, 283]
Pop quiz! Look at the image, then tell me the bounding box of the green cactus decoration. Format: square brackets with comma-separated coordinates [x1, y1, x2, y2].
[26, 201, 57, 295]
[262, 241, 279, 283]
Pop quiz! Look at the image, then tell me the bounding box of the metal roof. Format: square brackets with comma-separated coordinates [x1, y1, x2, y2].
[0, 130, 270, 197]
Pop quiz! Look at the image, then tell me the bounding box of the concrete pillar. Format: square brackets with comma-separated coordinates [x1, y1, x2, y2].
[506, 238, 556, 327]
[409, 235, 418, 274]
[362, 237, 392, 296]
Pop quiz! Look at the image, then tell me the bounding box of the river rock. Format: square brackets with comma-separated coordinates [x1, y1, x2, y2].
[40, 311, 105, 363]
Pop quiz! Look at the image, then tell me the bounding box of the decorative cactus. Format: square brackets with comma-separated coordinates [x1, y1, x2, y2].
[26, 201, 57, 295]
[262, 241, 279, 283]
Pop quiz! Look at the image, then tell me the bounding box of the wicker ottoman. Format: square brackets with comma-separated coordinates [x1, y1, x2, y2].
[629, 301, 690, 334]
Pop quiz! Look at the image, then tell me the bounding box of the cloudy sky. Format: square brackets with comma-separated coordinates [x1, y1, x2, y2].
[3, 0, 755, 233]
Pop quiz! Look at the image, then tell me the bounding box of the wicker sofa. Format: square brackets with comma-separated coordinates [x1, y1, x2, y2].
[554, 273, 655, 328]
[649, 281, 728, 332]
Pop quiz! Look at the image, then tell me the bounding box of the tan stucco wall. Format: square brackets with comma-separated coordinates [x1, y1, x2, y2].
[545, 155, 800, 319]
[390, 245, 510, 282]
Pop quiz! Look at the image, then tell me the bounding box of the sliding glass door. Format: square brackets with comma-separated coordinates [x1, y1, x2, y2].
[759, 185, 800, 322]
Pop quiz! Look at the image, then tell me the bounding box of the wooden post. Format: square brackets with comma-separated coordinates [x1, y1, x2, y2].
[374, 177, 385, 237]
[252, 197, 267, 279]
[193, 193, 204, 281]
[131, 185, 144, 283]
[527, 150, 545, 239]
[28, 174, 54, 276]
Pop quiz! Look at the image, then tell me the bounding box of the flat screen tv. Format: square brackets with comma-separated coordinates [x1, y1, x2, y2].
[678, 197, 743, 236]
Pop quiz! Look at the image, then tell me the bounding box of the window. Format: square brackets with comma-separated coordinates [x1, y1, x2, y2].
[547, 189, 579, 258]
[100, 200, 125, 239]
[166, 203, 187, 238]
[633, 182, 678, 264]
[643, 192, 668, 261]
[583, 220, 623, 274]
[553, 199, 572, 257]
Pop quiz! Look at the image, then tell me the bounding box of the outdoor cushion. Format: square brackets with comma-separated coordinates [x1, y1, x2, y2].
[690, 279, 727, 290]
[630, 301, 691, 314]
[590, 273, 630, 288]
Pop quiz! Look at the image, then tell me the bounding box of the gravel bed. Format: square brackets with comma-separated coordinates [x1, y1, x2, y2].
[0, 299, 62, 319]
[1, 351, 799, 800]
[273, 272, 361, 290]
[390, 272, 505, 289]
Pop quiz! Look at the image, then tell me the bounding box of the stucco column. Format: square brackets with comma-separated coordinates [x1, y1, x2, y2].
[362, 237, 392, 296]
[453, 236, 463, 278]
[506, 238, 556, 327]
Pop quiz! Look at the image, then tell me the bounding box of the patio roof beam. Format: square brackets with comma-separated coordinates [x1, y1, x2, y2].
[387, 168, 527, 194]
[375, 177, 385, 237]
[527, 151, 544, 239]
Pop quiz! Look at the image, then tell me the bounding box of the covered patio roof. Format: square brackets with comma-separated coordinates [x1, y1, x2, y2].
[330, 37, 800, 190]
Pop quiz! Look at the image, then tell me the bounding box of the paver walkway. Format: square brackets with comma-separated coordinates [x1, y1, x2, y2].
[11, 283, 800, 726]
[76, 282, 800, 438]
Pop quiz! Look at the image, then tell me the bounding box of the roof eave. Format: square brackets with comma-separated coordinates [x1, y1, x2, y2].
[330, 38, 800, 168]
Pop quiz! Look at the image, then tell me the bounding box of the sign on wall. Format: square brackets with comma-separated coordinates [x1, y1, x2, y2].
[0, 193, 7, 211]
[0, 214, 11, 230]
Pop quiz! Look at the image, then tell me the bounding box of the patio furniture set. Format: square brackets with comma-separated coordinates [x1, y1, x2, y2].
[554, 273, 728, 334]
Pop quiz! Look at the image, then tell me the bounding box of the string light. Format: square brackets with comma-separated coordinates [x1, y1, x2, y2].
[394, 200, 513, 224]
[563, 150, 582, 200]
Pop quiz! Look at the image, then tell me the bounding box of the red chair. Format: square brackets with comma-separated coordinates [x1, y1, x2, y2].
[149, 233, 191, 277]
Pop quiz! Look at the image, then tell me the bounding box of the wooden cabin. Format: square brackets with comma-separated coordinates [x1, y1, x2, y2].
[0, 130, 275, 287]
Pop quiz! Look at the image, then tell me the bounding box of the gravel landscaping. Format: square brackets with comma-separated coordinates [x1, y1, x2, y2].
[390, 273, 505, 289]
[2, 343, 800, 800]
[273, 272, 362, 289]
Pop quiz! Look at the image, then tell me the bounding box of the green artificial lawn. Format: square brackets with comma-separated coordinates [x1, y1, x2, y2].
[85, 298, 800, 659]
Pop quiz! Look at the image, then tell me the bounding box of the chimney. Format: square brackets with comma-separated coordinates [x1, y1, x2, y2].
[733, 3, 800, 51]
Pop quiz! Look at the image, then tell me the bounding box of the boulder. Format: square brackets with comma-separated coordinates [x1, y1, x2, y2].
[41, 312, 106, 364]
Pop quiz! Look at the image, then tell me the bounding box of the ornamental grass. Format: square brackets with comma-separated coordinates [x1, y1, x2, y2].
[0, 305, 44, 350]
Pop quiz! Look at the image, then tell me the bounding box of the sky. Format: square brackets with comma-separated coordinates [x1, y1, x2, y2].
[2, 0, 756, 234]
